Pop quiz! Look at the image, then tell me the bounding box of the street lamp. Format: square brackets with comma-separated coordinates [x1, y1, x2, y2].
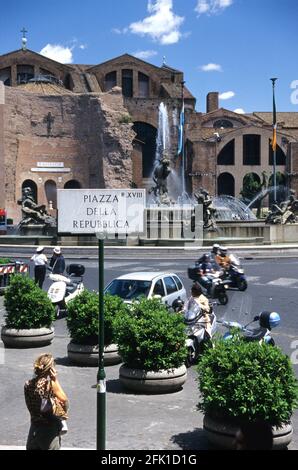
[270, 78, 278, 204]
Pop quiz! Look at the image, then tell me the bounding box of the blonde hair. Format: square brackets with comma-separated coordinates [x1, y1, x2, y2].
[34, 353, 54, 377]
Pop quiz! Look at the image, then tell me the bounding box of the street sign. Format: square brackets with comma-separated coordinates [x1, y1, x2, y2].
[57, 189, 146, 235]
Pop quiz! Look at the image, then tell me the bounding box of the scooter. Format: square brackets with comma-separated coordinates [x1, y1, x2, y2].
[187, 265, 229, 305]
[47, 264, 85, 317]
[221, 254, 248, 292]
[218, 310, 280, 345]
[184, 302, 217, 367]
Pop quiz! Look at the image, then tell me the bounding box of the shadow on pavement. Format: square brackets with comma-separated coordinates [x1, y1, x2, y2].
[171, 428, 213, 450]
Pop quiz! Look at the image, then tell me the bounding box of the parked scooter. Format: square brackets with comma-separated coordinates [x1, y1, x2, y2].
[218, 310, 280, 345]
[221, 254, 248, 291]
[184, 300, 217, 367]
[47, 264, 85, 317]
[187, 264, 229, 305]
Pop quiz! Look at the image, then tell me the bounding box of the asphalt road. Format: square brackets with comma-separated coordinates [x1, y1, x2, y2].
[1, 253, 298, 450]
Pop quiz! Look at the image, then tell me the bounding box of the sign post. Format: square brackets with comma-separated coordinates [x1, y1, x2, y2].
[57, 189, 146, 450]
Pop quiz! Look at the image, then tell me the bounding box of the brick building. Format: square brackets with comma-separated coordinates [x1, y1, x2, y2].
[1, 48, 298, 222]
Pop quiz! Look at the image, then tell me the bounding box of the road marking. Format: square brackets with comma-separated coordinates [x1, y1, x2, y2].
[267, 278, 298, 288]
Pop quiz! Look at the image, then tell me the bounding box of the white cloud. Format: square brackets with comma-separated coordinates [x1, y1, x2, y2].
[199, 63, 222, 72]
[40, 44, 73, 64]
[234, 108, 245, 114]
[219, 91, 235, 100]
[129, 0, 184, 45]
[195, 0, 233, 15]
[133, 50, 158, 60]
[79, 44, 87, 50]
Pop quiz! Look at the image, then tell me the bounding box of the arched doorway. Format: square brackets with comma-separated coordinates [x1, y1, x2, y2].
[218, 173, 235, 197]
[22, 180, 37, 202]
[269, 172, 287, 205]
[132, 122, 157, 178]
[64, 180, 81, 189]
[269, 141, 286, 166]
[45, 180, 57, 209]
[241, 173, 261, 205]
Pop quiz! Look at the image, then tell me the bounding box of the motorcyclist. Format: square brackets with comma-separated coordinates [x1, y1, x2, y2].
[216, 246, 231, 272]
[183, 283, 212, 337]
[198, 254, 219, 295]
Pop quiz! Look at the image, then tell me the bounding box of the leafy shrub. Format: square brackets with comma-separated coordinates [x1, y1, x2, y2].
[197, 339, 298, 426]
[67, 290, 128, 345]
[118, 113, 132, 124]
[4, 274, 55, 329]
[0, 258, 12, 265]
[114, 298, 187, 371]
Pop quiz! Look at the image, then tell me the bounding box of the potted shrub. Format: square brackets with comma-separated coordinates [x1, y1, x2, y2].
[114, 298, 187, 393]
[66, 291, 126, 366]
[197, 338, 298, 449]
[1, 274, 55, 348]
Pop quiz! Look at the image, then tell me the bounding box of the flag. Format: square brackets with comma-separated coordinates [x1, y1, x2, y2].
[272, 85, 277, 152]
[177, 103, 184, 155]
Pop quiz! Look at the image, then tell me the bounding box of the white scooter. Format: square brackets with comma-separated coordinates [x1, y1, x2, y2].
[47, 264, 85, 317]
[184, 300, 217, 368]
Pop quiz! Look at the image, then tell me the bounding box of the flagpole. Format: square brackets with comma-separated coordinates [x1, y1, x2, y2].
[271, 77, 278, 204]
[181, 80, 185, 195]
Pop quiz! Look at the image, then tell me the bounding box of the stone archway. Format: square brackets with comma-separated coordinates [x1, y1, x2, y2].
[132, 122, 157, 178]
[45, 180, 57, 209]
[64, 180, 81, 189]
[218, 173, 235, 196]
[22, 179, 38, 202]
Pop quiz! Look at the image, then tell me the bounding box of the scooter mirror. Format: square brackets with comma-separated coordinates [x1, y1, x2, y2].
[253, 315, 260, 322]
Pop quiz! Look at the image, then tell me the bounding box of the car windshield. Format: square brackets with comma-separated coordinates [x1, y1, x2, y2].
[105, 279, 152, 300]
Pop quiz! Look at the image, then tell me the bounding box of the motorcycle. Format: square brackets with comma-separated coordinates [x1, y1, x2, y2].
[221, 254, 248, 291]
[187, 264, 229, 305]
[218, 310, 280, 345]
[183, 300, 217, 367]
[47, 264, 85, 317]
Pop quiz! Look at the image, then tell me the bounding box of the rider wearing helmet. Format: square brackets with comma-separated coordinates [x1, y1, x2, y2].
[198, 254, 219, 295]
[217, 246, 231, 271]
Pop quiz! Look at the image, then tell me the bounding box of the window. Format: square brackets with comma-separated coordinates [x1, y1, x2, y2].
[269, 140, 286, 166]
[214, 120, 234, 129]
[122, 69, 133, 97]
[138, 72, 149, 98]
[217, 173, 235, 197]
[164, 277, 178, 295]
[133, 122, 157, 178]
[45, 180, 57, 209]
[64, 180, 81, 189]
[17, 65, 34, 84]
[217, 140, 235, 165]
[153, 279, 165, 297]
[243, 135, 261, 165]
[105, 71, 117, 91]
[0, 67, 11, 86]
[173, 275, 183, 291]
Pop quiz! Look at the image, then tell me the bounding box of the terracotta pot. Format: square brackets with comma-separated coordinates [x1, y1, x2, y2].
[203, 413, 293, 450]
[1, 326, 54, 348]
[67, 342, 122, 366]
[119, 364, 187, 394]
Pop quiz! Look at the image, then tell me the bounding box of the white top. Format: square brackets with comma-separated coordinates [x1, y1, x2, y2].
[31, 253, 48, 266]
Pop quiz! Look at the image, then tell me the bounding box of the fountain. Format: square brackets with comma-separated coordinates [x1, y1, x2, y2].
[17, 187, 57, 236]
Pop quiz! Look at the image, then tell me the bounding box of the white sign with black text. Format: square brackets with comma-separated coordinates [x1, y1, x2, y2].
[57, 189, 146, 235]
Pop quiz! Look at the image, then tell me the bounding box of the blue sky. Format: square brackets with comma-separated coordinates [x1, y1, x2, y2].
[1, 0, 297, 113]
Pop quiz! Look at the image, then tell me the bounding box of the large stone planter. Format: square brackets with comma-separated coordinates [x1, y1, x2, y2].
[203, 413, 293, 450]
[1, 326, 54, 348]
[67, 342, 122, 366]
[119, 364, 187, 394]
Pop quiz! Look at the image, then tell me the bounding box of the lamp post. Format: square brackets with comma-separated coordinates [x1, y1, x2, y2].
[270, 78, 278, 204]
[180, 80, 186, 195]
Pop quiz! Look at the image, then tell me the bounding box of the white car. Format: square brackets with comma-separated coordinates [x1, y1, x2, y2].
[105, 272, 187, 308]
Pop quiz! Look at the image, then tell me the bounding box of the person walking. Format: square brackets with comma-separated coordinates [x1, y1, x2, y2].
[24, 353, 69, 451]
[50, 247, 65, 275]
[30, 246, 48, 289]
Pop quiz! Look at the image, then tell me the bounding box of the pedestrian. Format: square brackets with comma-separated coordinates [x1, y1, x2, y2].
[24, 353, 69, 451]
[30, 246, 48, 289]
[50, 247, 65, 275]
[234, 422, 273, 450]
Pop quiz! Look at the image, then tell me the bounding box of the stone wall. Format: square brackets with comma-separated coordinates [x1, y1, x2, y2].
[2, 86, 135, 221]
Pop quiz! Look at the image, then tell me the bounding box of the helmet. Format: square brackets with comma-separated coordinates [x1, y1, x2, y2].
[202, 254, 211, 262]
[220, 247, 228, 255]
[259, 311, 280, 330]
[212, 243, 220, 254]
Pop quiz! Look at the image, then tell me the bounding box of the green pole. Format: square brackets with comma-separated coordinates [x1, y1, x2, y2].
[97, 237, 106, 450]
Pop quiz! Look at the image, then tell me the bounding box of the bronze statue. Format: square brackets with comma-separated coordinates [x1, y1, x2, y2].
[149, 156, 171, 205]
[17, 187, 56, 230]
[194, 188, 217, 231]
[265, 189, 298, 224]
